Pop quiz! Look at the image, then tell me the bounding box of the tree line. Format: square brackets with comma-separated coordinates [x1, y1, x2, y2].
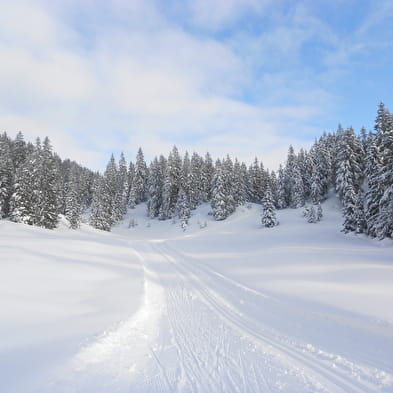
[0, 102, 392, 239]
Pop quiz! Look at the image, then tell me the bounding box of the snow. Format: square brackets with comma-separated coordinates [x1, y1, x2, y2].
[0, 217, 144, 393]
[1, 197, 393, 392]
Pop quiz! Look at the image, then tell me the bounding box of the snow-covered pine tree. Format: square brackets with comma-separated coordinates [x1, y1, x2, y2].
[11, 131, 27, 169]
[374, 103, 393, 239]
[0, 133, 13, 217]
[364, 134, 381, 237]
[269, 170, 279, 207]
[290, 165, 305, 208]
[90, 155, 118, 231]
[10, 138, 42, 225]
[342, 183, 357, 233]
[297, 148, 311, 199]
[310, 165, 323, 204]
[335, 127, 364, 199]
[354, 189, 365, 234]
[307, 205, 317, 223]
[65, 166, 82, 229]
[177, 188, 191, 231]
[248, 157, 263, 203]
[189, 152, 204, 208]
[36, 137, 59, 229]
[315, 136, 333, 197]
[261, 185, 277, 228]
[233, 159, 247, 206]
[161, 146, 182, 219]
[223, 155, 236, 215]
[276, 164, 287, 209]
[133, 148, 148, 204]
[147, 156, 166, 218]
[90, 176, 110, 231]
[127, 161, 135, 208]
[211, 161, 228, 221]
[202, 152, 214, 202]
[182, 152, 191, 200]
[117, 152, 129, 219]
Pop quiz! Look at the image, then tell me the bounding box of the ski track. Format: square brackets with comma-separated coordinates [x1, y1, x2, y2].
[46, 238, 393, 393]
[146, 240, 392, 393]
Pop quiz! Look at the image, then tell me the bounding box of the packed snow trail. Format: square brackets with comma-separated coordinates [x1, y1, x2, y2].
[48, 237, 393, 393]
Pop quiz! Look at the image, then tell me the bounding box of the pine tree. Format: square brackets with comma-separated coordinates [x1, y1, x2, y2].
[223, 155, 236, 215]
[374, 103, 393, 239]
[133, 148, 148, 204]
[291, 165, 305, 208]
[10, 138, 42, 226]
[37, 137, 59, 229]
[277, 165, 287, 209]
[365, 134, 381, 237]
[189, 152, 204, 208]
[181, 151, 192, 207]
[161, 146, 182, 219]
[211, 162, 228, 221]
[342, 183, 357, 233]
[310, 166, 323, 204]
[233, 159, 247, 206]
[261, 186, 277, 227]
[90, 155, 118, 231]
[249, 158, 263, 203]
[307, 205, 317, 223]
[117, 152, 129, 218]
[354, 190, 365, 234]
[177, 188, 191, 231]
[11, 131, 27, 169]
[0, 133, 13, 217]
[127, 162, 135, 208]
[90, 176, 111, 231]
[147, 156, 166, 218]
[65, 167, 82, 229]
[202, 152, 214, 201]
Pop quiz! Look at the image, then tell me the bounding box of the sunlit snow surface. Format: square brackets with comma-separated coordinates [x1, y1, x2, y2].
[1, 196, 393, 393]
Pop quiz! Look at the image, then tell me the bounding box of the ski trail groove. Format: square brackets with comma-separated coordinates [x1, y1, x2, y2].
[154, 241, 387, 393]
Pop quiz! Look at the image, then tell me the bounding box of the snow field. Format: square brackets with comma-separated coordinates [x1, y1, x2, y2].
[1, 197, 393, 392]
[0, 218, 144, 393]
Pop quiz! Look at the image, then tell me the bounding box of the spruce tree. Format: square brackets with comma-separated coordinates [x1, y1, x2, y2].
[65, 167, 82, 229]
[0, 134, 13, 217]
[342, 183, 357, 233]
[161, 146, 182, 219]
[133, 148, 148, 204]
[10, 138, 42, 226]
[177, 188, 191, 231]
[211, 162, 228, 221]
[354, 190, 365, 234]
[37, 137, 59, 229]
[261, 186, 277, 227]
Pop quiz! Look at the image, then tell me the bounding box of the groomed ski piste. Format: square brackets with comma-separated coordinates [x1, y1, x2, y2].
[1, 195, 393, 393]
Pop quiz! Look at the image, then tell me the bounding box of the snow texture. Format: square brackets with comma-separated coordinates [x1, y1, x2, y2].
[1, 197, 393, 393]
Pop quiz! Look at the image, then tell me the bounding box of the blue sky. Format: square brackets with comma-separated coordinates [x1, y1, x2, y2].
[0, 0, 392, 170]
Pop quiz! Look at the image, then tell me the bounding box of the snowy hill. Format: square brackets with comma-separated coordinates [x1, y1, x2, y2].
[1, 197, 393, 393]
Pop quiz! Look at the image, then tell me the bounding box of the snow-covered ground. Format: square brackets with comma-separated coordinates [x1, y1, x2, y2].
[1, 197, 393, 393]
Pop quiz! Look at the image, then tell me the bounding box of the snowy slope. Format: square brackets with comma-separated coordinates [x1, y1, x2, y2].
[1, 197, 393, 393]
[0, 218, 144, 393]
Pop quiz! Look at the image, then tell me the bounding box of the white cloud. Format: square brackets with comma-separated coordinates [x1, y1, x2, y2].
[0, 0, 334, 171]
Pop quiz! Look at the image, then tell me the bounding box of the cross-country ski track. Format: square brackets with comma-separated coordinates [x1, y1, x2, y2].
[50, 239, 392, 392]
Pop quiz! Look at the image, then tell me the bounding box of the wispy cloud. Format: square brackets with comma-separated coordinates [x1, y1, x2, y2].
[0, 0, 391, 170]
